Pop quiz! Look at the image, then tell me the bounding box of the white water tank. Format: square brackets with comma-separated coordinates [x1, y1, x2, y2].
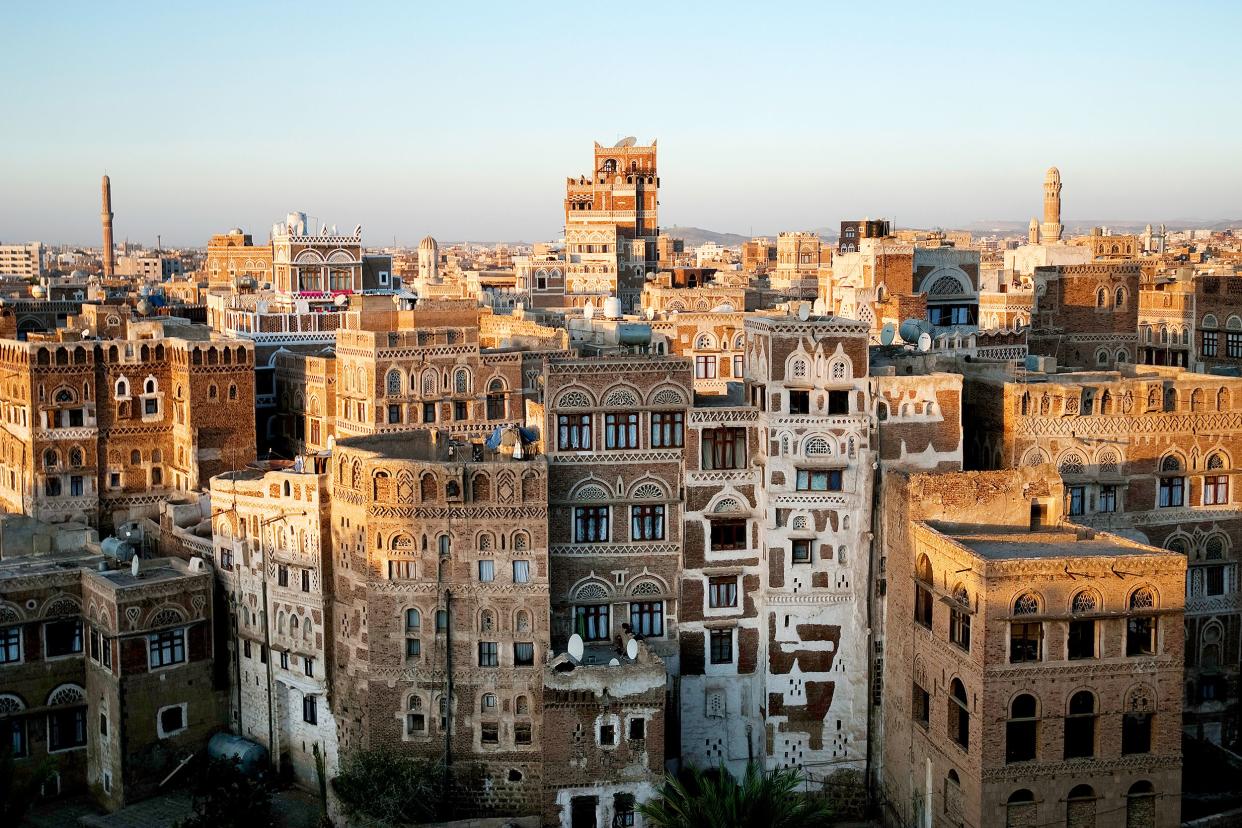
[603, 296, 621, 319]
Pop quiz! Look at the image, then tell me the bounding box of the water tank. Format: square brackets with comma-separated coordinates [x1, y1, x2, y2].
[207, 732, 268, 774]
[100, 536, 136, 562]
[603, 296, 621, 319]
[617, 323, 652, 346]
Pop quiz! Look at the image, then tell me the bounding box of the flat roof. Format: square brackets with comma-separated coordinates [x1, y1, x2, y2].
[926, 522, 1165, 560]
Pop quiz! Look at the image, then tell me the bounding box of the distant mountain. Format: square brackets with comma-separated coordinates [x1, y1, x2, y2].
[965, 219, 1242, 236]
[662, 226, 753, 247]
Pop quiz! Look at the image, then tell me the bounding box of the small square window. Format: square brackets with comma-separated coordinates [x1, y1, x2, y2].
[628, 718, 645, 740]
[158, 704, 186, 737]
[481, 722, 499, 745]
[478, 559, 495, 582]
[599, 724, 616, 746]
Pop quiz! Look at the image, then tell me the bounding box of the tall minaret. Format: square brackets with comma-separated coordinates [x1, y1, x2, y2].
[1041, 166, 1063, 243]
[101, 175, 115, 278]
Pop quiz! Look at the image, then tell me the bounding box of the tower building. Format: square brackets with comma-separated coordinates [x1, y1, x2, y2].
[101, 175, 115, 278]
[1041, 166, 1063, 243]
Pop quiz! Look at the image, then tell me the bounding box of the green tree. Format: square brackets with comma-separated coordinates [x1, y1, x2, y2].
[0, 752, 56, 823]
[176, 756, 273, 828]
[640, 762, 834, 828]
[331, 749, 448, 826]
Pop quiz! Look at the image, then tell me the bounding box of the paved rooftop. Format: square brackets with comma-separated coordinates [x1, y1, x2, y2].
[927, 522, 1164, 560]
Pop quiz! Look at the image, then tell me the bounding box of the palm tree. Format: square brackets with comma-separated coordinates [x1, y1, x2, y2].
[639, 761, 834, 828]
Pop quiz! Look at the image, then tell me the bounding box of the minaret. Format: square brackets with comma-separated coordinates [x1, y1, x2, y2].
[1028, 217, 1040, 245]
[1041, 166, 1062, 243]
[101, 175, 116, 278]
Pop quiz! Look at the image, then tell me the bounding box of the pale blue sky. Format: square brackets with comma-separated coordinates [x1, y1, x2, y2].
[2, 1, 1239, 247]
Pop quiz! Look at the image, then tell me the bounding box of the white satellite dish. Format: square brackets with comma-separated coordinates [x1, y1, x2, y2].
[645, 307, 655, 320]
[583, 302, 595, 320]
[917, 332, 932, 352]
[326, 435, 335, 451]
[796, 302, 811, 321]
[130, 555, 140, 578]
[334, 293, 348, 307]
[812, 298, 827, 315]
[567, 633, 584, 661]
[608, 658, 620, 666]
[880, 323, 895, 346]
[626, 637, 639, 660]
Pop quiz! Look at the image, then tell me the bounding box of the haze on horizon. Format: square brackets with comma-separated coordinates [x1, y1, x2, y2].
[2, 1, 1240, 248]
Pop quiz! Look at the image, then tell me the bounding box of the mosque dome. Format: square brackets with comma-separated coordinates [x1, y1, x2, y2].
[229, 227, 244, 235]
[419, 235, 438, 250]
[70, 269, 88, 280]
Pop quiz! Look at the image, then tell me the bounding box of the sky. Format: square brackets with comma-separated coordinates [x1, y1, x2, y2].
[2, 1, 1240, 247]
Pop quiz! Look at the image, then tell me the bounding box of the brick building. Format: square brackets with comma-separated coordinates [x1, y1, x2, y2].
[880, 467, 1184, 828]
[329, 430, 551, 817]
[0, 318, 256, 531]
[1028, 262, 1141, 369]
[771, 232, 828, 298]
[0, 526, 224, 811]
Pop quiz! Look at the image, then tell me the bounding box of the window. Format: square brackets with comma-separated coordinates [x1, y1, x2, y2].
[1009, 620, 1042, 663]
[406, 697, 425, 734]
[301, 569, 311, 592]
[280, 650, 289, 670]
[702, 427, 746, 470]
[1127, 590, 1156, 656]
[45, 619, 82, 657]
[1064, 691, 1096, 758]
[514, 642, 534, 666]
[1099, 484, 1117, 513]
[629, 601, 664, 637]
[388, 560, 416, 579]
[796, 469, 842, 491]
[628, 718, 645, 740]
[558, 413, 592, 450]
[1067, 485, 1084, 516]
[422, 402, 436, 423]
[148, 628, 186, 668]
[44, 477, 62, 497]
[302, 695, 317, 724]
[631, 505, 665, 541]
[709, 629, 733, 664]
[512, 560, 530, 583]
[599, 723, 616, 746]
[827, 390, 850, 415]
[387, 404, 401, 424]
[481, 722, 499, 745]
[791, 539, 812, 563]
[788, 389, 810, 414]
[709, 577, 738, 608]
[478, 642, 498, 667]
[478, 559, 495, 582]
[1229, 331, 1242, 359]
[1203, 331, 1219, 357]
[0, 626, 22, 664]
[575, 604, 609, 641]
[278, 565, 288, 587]
[912, 682, 930, 728]
[48, 708, 86, 751]
[948, 678, 969, 750]
[159, 704, 185, 736]
[1006, 694, 1038, 763]
[435, 610, 448, 633]
[915, 556, 933, 629]
[1205, 473, 1229, 505]
[515, 722, 532, 744]
[949, 587, 971, 651]
[1119, 709, 1154, 757]
[573, 506, 609, 543]
[695, 355, 716, 379]
[405, 637, 421, 658]
[650, 411, 684, 448]
[453, 401, 467, 420]
[605, 412, 639, 449]
[711, 519, 747, 550]
[6, 718, 28, 758]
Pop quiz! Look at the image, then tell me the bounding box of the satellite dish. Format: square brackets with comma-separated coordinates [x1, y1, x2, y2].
[293, 456, 304, 473]
[334, 293, 348, 307]
[917, 332, 932, 352]
[130, 555, 140, 578]
[880, 323, 895, 346]
[626, 638, 639, 660]
[645, 307, 655, 320]
[898, 319, 922, 344]
[796, 302, 811, 321]
[609, 658, 620, 666]
[326, 435, 335, 451]
[583, 302, 595, 320]
[568, 633, 584, 661]
[614, 136, 638, 148]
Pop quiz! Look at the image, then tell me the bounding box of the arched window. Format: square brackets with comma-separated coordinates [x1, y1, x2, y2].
[1010, 594, 1041, 663]
[943, 769, 962, 823]
[1158, 455, 1184, 508]
[1126, 782, 1155, 826]
[1066, 785, 1097, 827]
[406, 695, 425, 734]
[144, 378, 156, 394]
[405, 608, 420, 630]
[1205, 453, 1229, 505]
[1100, 390, 1111, 414]
[386, 369, 402, 396]
[115, 378, 129, 398]
[1115, 287, 1126, 308]
[948, 678, 969, 749]
[1006, 695, 1038, 763]
[1164, 387, 1177, 412]
[1020, 392, 1030, 415]
[43, 449, 59, 469]
[130, 450, 141, 465]
[1096, 288, 1107, 308]
[1127, 588, 1156, 656]
[420, 473, 437, 501]
[515, 695, 529, 715]
[914, 555, 933, 628]
[1065, 692, 1096, 758]
[949, 585, 971, 651]
[454, 368, 470, 394]
[1005, 790, 1036, 828]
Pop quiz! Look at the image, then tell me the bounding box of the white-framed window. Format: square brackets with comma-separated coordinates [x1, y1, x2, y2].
[156, 702, 188, 738]
[148, 628, 187, 669]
